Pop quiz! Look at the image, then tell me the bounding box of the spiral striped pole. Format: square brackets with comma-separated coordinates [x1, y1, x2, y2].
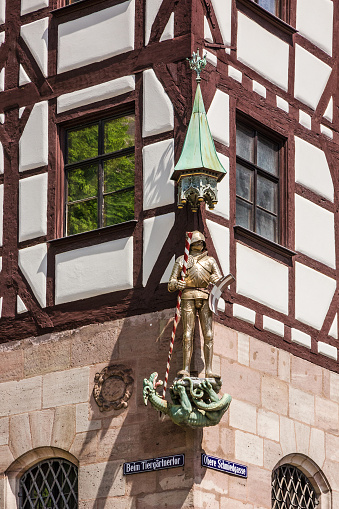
[162, 231, 193, 399]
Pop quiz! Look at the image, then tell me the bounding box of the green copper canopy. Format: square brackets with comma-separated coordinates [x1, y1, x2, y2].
[171, 83, 226, 182]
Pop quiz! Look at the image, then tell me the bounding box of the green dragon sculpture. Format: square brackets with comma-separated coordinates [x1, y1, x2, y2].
[143, 372, 232, 428]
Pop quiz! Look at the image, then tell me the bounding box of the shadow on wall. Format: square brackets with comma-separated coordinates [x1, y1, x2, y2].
[75, 309, 207, 508]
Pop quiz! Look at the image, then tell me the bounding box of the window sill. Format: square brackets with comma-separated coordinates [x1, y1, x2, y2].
[49, 220, 137, 253]
[236, 0, 297, 44]
[234, 225, 295, 265]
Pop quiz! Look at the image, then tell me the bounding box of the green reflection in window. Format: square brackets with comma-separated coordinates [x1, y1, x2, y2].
[104, 189, 134, 226]
[104, 155, 135, 193]
[104, 115, 135, 153]
[67, 165, 98, 202]
[67, 199, 97, 235]
[67, 124, 98, 164]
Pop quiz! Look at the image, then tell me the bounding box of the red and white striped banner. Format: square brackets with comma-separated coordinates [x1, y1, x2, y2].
[162, 231, 193, 399]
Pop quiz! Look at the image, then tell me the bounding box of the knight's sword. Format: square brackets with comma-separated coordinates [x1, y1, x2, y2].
[209, 274, 235, 315]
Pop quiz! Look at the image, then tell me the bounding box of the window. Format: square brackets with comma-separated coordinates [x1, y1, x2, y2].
[254, 0, 280, 17]
[19, 458, 78, 508]
[65, 113, 135, 236]
[272, 464, 318, 508]
[236, 120, 283, 244]
[65, 0, 83, 4]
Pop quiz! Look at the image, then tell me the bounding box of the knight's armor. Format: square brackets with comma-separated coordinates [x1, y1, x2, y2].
[168, 231, 222, 378]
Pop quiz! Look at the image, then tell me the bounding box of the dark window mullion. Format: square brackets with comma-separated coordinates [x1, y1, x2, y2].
[98, 160, 104, 229]
[103, 185, 134, 198]
[64, 147, 134, 172]
[253, 131, 258, 233]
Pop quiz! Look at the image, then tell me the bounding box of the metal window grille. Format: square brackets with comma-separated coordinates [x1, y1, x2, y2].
[19, 458, 78, 509]
[272, 464, 319, 509]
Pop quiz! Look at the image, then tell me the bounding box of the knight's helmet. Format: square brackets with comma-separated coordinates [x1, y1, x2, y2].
[189, 230, 206, 250]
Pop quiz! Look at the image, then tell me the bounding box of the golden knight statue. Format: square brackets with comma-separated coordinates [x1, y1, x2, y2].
[168, 231, 222, 378]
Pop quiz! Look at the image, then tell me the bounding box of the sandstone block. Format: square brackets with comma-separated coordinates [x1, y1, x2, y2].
[330, 372, 339, 403]
[257, 409, 279, 441]
[24, 338, 70, 377]
[202, 424, 220, 454]
[76, 403, 101, 433]
[261, 375, 288, 415]
[237, 333, 249, 366]
[9, 413, 32, 459]
[227, 473, 247, 501]
[235, 430, 263, 466]
[250, 337, 277, 376]
[0, 376, 42, 417]
[0, 350, 23, 383]
[220, 499, 253, 509]
[97, 497, 135, 509]
[0, 446, 14, 473]
[79, 462, 125, 500]
[219, 427, 235, 459]
[51, 405, 76, 450]
[263, 439, 283, 470]
[0, 418, 9, 446]
[315, 396, 339, 432]
[78, 501, 97, 509]
[325, 433, 339, 463]
[214, 323, 238, 361]
[322, 460, 339, 491]
[70, 430, 97, 464]
[30, 409, 54, 449]
[194, 490, 218, 509]
[309, 427, 325, 468]
[294, 421, 310, 455]
[246, 465, 271, 507]
[71, 322, 121, 367]
[289, 387, 314, 425]
[136, 490, 194, 509]
[278, 349, 290, 382]
[280, 416, 296, 456]
[43, 367, 89, 408]
[97, 424, 140, 461]
[291, 356, 322, 395]
[229, 399, 256, 434]
[221, 359, 261, 405]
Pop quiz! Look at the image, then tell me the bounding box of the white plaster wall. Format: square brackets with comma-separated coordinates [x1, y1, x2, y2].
[294, 45, 331, 110]
[143, 139, 174, 210]
[295, 262, 336, 330]
[205, 50, 217, 67]
[55, 237, 133, 305]
[19, 65, 31, 86]
[204, 17, 213, 43]
[205, 219, 230, 276]
[19, 173, 48, 243]
[21, 0, 49, 16]
[211, 0, 232, 46]
[18, 244, 47, 308]
[0, 0, 5, 24]
[0, 68, 4, 92]
[324, 97, 333, 122]
[21, 18, 48, 76]
[233, 304, 255, 324]
[58, 1, 135, 74]
[294, 137, 333, 202]
[159, 12, 174, 42]
[209, 153, 229, 220]
[160, 254, 175, 284]
[329, 315, 338, 339]
[19, 101, 48, 172]
[207, 89, 229, 146]
[17, 296, 27, 314]
[57, 76, 135, 114]
[237, 12, 289, 91]
[263, 316, 284, 337]
[236, 244, 289, 314]
[145, 0, 162, 45]
[296, 0, 333, 56]
[143, 213, 175, 286]
[295, 195, 335, 269]
[143, 69, 174, 137]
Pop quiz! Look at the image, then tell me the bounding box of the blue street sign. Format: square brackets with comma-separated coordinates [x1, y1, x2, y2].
[123, 454, 185, 475]
[201, 453, 247, 478]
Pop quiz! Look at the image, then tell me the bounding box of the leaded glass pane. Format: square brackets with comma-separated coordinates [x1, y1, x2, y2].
[257, 175, 278, 214]
[272, 464, 318, 509]
[257, 135, 279, 175]
[256, 208, 277, 242]
[236, 199, 253, 230]
[20, 459, 78, 509]
[236, 164, 254, 202]
[236, 125, 255, 162]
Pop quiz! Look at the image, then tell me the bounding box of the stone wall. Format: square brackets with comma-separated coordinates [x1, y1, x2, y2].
[0, 310, 338, 508]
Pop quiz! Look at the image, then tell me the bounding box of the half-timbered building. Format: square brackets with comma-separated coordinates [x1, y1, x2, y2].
[0, 0, 338, 507]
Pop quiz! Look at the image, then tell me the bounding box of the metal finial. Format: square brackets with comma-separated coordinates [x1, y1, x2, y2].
[187, 49, 207, 82]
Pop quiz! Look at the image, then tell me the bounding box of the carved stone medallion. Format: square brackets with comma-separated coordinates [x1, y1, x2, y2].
[93, 365, 134, 412]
